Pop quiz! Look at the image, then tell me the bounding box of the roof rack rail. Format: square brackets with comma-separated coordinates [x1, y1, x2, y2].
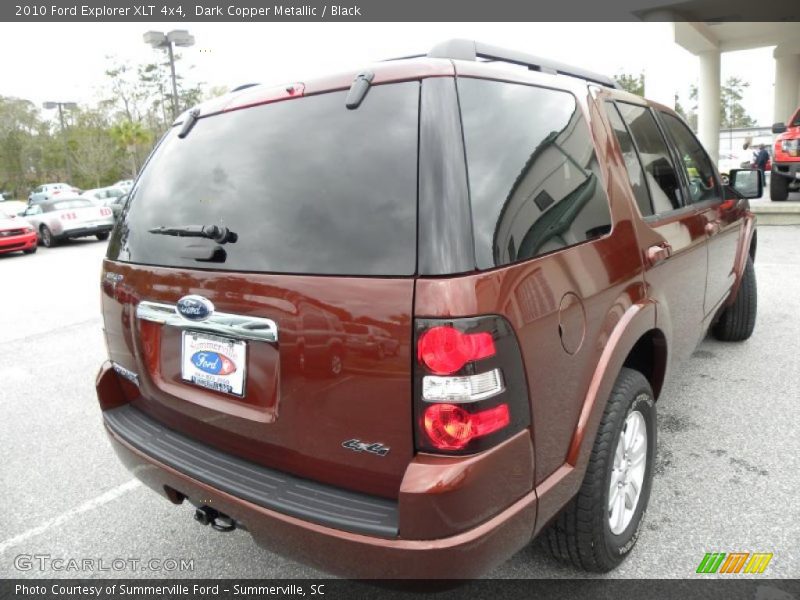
[231, 83, 259, 92]
[427, 39, 619, 89]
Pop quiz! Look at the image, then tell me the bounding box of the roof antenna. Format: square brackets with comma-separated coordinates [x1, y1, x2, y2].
[345, 71, 375, 110]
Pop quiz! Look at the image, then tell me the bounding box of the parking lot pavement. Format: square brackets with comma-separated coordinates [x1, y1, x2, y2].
[1, 229, 798, 580]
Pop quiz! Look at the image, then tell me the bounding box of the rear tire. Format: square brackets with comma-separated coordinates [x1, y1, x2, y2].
[543, 368, 656, 572]
[770, 173, 788, 201]
[40, 225, 57, 248]
[96, 232, 110, 241]
[712, 255, 757, 341]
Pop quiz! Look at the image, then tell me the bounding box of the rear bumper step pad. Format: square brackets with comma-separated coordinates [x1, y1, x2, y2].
[103, 404, 399, 537]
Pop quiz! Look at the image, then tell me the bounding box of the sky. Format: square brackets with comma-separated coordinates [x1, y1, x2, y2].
[0, 22, 777, 125]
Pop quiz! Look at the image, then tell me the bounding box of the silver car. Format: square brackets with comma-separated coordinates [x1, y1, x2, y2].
[21, 197, 114, 247]
[28, 182, 80, 204]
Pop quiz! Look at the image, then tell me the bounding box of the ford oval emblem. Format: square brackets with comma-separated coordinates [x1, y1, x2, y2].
[191, 351, 236, 375]
[176, 295, 214, 322]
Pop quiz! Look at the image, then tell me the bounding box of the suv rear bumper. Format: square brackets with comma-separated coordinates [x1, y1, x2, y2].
[97, 362, 538, 578]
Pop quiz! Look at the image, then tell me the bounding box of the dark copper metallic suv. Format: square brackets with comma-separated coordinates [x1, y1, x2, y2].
[96, 40, 761, 577]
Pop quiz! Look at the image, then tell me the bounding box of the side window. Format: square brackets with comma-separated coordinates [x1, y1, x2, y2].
[660, 112, 722, 205]
[458, 78, 612, 270]
[617, 102, 683, 214]
[605, 102, 653, 217]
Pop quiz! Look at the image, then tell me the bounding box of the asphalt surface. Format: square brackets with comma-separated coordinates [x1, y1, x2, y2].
[0, 229, 798, 580]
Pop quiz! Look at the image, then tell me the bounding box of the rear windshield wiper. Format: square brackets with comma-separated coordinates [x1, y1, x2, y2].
[148, 224, 238, 244]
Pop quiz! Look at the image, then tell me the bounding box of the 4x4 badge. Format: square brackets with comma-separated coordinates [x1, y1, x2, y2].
[342, 439, 390, 457]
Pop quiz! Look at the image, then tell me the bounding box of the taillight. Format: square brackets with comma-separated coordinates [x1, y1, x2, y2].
[100, 207, 112, 217]
[60, 212, 77, 220]
[417, 326, 495, 374]
[423, 403, 510, 450]
[414, 316, 530, 455]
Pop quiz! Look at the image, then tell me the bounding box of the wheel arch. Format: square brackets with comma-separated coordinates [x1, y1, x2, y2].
[565, 298, 658, 468]
[621, 328, 668, 401]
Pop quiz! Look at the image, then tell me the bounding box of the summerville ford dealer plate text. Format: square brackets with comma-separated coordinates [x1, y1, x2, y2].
[181, 331, 247, 397]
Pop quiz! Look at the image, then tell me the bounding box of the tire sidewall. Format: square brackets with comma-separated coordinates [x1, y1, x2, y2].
[41, 226, 53, 247]
[602, 389, 657, 561]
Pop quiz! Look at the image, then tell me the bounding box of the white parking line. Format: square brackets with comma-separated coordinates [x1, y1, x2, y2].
[0, 480, 140, 554]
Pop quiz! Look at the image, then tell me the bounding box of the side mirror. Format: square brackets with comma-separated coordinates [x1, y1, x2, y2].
[729, 169, 763, 200]
[772, 122, 787, 134]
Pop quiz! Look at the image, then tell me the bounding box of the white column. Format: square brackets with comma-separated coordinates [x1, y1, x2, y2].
[643, 21, 677, 109]
[698, 50, 721, 164]
[773, 47, 800, 125]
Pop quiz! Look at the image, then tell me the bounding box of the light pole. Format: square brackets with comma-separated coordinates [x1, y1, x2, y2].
[43, 101, 77, 183]
[143, 30, 195, 119]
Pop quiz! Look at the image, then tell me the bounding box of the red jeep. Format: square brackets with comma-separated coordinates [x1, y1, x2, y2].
[771, 108, 800, 201]
[96, 40, 761, 578]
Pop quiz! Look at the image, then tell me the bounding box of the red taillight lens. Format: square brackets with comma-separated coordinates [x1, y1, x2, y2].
[100, 207, 112, 216]
[423, 403, 510, 450]
[417, 326, 496, 374]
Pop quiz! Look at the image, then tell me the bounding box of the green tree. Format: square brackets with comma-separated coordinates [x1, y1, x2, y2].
[0, 96, 45, 196]
[110, 120, 151, 178]
[70, 109, 121, 188]
[675, 84, 698, 131]
[614, 72, 644, 97]
[721, 77, 756, 128]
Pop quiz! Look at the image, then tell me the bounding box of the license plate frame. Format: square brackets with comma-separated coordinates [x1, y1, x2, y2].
[181, 330, 247, 397]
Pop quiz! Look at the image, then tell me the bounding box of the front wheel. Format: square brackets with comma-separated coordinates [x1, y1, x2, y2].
[544, 368, 656, 572]
[329, 349, 343, 377]
[770, 173, 788, 201]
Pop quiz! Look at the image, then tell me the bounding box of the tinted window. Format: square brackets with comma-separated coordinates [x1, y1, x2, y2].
[606, 102, 653, 217]
[109, 83, 419, 276]
[617, 103, 682, 214]
[660, 112, 721, 205]
[459, 79, 612, 270]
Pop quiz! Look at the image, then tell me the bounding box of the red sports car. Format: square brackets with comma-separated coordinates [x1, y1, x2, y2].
[0, 209, 37, 255]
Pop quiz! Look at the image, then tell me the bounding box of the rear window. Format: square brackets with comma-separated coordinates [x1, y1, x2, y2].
[108, 82, 420, 276]
[49, 199, 92, 211]
[458, 78, 612, 270]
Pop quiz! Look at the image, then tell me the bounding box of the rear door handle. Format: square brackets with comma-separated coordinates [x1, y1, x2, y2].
[647, 243, 672, 267]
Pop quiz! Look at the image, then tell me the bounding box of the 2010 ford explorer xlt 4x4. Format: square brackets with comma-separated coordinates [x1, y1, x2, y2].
[97, 40, 761, 578]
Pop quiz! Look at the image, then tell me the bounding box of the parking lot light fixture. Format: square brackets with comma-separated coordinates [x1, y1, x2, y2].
[143, 29, 195, 119]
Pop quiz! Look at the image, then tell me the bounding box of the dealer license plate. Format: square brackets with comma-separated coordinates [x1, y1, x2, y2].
[181, 331, 246, 397]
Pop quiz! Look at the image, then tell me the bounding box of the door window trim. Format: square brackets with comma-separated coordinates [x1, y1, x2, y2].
[605, 100, 655, 218]
[611, 100, 687, 223]
[655, 109, 725, 211]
